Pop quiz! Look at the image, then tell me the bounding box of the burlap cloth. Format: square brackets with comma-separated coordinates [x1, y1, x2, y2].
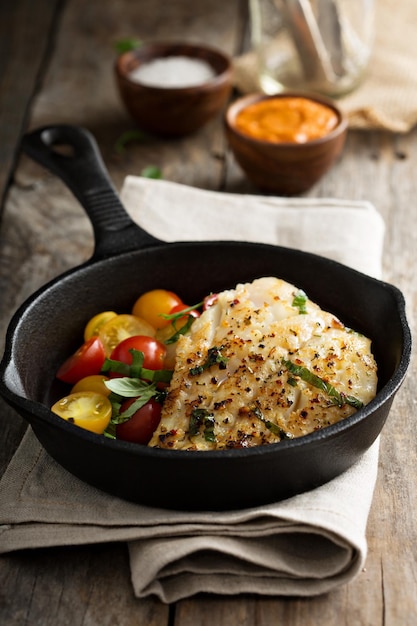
[233, 0, 417, 132]
[0, 177, 385, 603]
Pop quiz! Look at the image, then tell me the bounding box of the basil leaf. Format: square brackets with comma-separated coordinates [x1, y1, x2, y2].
[108, 393, 122, 413]
[105, 377, 153, 397]
[112, 394, 154, 425]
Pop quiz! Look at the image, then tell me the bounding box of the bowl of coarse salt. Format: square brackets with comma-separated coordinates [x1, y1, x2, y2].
[115, 41, 233, 137]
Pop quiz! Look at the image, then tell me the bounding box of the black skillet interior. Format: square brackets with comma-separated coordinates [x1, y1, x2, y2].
[0, 125, 411, 510]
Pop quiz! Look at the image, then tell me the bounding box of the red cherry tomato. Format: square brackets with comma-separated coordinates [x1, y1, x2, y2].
[110, 335, 166, 371]
[116, 398, 162, 444]
[57, 337, 106, 384]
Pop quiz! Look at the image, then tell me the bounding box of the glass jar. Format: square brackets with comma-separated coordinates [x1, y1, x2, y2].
[250, 0, 375, 98]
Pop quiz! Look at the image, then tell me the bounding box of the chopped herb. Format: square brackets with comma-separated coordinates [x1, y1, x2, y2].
[114, 38, 142, 54]
[250, 404, 293, 440]
[292, 290, 308, 314]
[282, 359, 363, 409]
[141, 165, 162, 179]
[114, 129, 148, 153]
[189, 408, 216, 442]
[102, 349, 172, 384]
[189, 345, 228, 376]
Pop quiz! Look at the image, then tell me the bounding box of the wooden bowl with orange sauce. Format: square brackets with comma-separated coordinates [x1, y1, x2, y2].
[225, 92, 347, 195]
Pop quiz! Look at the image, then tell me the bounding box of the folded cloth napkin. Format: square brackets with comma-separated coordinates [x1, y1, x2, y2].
[0, 178, 385, 603]
[233, 0, 417, 133]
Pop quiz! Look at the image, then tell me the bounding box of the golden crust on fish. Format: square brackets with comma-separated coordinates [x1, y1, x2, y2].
[148, 277, 377, 450]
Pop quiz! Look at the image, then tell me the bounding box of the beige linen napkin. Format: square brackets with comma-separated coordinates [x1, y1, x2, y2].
[234, 0, 417, 132]
[0, 178, 385, 603]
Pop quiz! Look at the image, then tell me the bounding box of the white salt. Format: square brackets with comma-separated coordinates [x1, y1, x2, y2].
[129, 56, 216, 88]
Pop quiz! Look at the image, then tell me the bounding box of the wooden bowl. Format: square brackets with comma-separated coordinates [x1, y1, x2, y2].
[224, 92, 348, 195]
[115, 41, 232, 137]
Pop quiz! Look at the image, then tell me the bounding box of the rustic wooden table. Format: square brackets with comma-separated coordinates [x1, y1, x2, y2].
[1, 0, 416, 624]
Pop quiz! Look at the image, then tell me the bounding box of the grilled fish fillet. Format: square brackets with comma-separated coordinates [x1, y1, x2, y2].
[148, 277, 377, 450]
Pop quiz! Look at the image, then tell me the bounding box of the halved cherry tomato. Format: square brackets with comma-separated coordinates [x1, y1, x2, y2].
[51, 391, 112, 434]
[84, 311, 117, 341]
[116, 398, 162, 444]
[56, 336, 106, 384]
[132, 289, 183, 330]
[98, 314, 155, 356]
[110, 335, 166, 371]
[71, 375, 110, 397]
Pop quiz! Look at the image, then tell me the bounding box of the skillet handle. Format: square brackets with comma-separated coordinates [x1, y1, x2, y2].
[21, 125, 163, 260]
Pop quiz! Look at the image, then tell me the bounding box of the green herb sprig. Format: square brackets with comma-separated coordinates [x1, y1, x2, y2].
[141, 165, 162, 179]
[292, 290, 308, 314]
[250, 404, 293, 440]
[114, 38, 142, 54]
[114, 129, 148, 153]
[282, 359, 363, 409]
[161, 301, 204, 345]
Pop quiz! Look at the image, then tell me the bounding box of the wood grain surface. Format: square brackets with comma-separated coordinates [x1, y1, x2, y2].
[0, 0, 416, 624]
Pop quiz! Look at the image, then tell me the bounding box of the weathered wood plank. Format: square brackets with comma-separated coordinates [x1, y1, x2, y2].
[0, 0, 62, 209]
[0, 0, 64, 484]
[0, 544, 168, 625]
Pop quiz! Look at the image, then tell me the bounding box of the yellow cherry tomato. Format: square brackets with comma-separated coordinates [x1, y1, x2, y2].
[132, 289, 183, 330]
[155, 323, 178, 343]
[51, 392, 112, 434]
[98, 313, 155, 356]
[84, 311, 118, 341]
[71, 375, 111, 397]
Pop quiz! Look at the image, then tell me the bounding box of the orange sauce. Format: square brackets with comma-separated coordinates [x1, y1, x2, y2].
[234, 97, 339, 143]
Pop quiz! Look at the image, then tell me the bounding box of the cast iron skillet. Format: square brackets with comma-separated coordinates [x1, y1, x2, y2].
[0, 125, 411, 510]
